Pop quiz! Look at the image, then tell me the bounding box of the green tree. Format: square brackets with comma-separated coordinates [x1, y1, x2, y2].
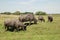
[13, 11, 20, 15]
[24, 12, 33, 14]
[1, 12, 11, 15]
[35, 11, 46, 15]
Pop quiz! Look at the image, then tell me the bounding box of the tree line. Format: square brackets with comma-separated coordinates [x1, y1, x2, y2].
[0, 11, 46, 15]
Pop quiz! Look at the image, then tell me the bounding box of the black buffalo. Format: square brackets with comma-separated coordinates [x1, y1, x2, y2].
[38, 16, 45, 22]
[48, 15, 53, 22]
[19, 14, 37, 25]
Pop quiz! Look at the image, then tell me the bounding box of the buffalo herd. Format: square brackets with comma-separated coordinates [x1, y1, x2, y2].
[4, 19, 27, 32]
[4, 14, 53, 32]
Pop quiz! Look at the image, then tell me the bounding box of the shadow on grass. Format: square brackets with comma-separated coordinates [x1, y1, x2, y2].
[24, 23, 35, 26]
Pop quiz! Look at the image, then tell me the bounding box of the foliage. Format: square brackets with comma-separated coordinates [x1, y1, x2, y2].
[20, 12, 33, 15]
[0, 12, 11, 15]
[35, 11, 46, 15]
[24, 12, 33, 14]
[0, 11, 34, 15]
[12, 11, 20, 15]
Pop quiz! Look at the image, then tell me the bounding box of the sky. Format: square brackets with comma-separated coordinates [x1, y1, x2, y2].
[0, 0, 60, 14]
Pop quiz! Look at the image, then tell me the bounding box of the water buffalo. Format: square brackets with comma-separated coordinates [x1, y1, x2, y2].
[48, 15, 53, 22]
[14, 19, 27, 31]
[38, 16, 45, 22]
[19, 14, 37, 25]
[4, 19, 15, 31]
[4, 19, 27, 31]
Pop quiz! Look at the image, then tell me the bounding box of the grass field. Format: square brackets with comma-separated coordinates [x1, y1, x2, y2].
[0, 14, 60, 40]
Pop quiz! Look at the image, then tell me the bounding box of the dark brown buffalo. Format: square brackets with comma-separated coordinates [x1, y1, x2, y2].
[48, 15, 53, 22]
[14, 19, 27, 31]
[19, 14, 37, 25]
[4, 19, 27, 31]
[4, 19, 15, 31]
[38, 16, 45, 22]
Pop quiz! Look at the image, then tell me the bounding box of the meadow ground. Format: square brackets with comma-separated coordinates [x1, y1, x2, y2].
[0, 14, 60, 40]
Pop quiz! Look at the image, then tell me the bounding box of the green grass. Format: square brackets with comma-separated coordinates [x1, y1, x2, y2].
[0, 14, 60, 40]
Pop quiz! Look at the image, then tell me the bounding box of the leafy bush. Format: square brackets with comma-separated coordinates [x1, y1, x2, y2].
[12, 11, 20, 15]
[0, 12, 11, 15]
[35, 11, 46, 15]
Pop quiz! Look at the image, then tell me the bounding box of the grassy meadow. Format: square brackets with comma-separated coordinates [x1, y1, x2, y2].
[0, 14, 60, 40]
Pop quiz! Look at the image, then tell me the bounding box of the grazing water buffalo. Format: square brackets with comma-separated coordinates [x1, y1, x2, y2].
[4, 19, 15, 31]
[4, 19, 27, 31]
[48, 15, 53, 22]
[38, 16, 45, 22]
[19, 14, 37, 25]
[14, 20, 27, 31]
